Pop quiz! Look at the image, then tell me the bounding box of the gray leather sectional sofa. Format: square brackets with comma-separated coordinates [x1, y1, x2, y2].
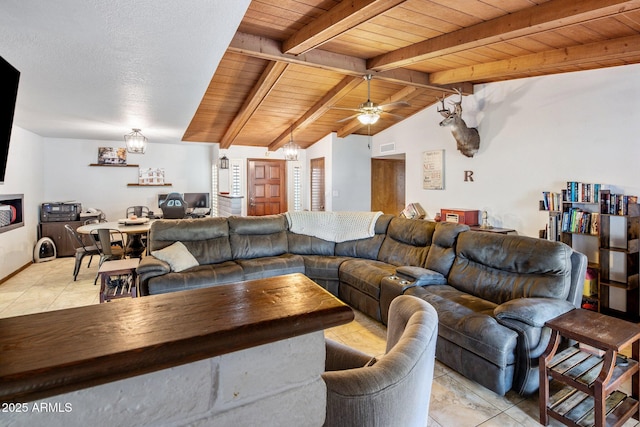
[136, 213, 587, 396]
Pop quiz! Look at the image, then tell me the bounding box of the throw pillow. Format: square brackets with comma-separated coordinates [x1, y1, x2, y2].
[151, 241, 199, 272]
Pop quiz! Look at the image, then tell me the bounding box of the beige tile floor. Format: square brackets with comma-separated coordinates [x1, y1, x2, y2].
[1, 257, 638, 427]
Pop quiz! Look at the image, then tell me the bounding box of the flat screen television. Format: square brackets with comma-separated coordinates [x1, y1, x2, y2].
[183, 192, 210, 209]
[0, 55, 20, 184]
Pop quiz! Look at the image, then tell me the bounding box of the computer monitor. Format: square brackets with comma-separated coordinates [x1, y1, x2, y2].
[183, 192, 210, 209]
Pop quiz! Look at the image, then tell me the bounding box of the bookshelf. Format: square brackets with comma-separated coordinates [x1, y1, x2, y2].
[541, 183, 639, 321]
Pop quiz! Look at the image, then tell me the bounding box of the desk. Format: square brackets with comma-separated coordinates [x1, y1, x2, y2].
[77, 220, 153, 257]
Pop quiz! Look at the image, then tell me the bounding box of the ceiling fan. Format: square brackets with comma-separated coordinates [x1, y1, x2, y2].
[333, 74, 410, 125]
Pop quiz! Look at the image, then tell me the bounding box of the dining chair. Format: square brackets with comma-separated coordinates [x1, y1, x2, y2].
[64, 224, 101, 281]
[89, 228, 132, 284]
[126, 206, 150, 218]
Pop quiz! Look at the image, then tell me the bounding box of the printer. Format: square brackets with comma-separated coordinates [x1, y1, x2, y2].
[40, 202, 82, 222]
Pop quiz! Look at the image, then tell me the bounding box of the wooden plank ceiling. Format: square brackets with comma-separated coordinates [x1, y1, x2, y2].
[183, 0, 640, 150]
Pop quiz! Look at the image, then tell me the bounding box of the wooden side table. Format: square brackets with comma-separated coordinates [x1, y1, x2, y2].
[539, 309, 640, 427]
[98, 258, 140, 303]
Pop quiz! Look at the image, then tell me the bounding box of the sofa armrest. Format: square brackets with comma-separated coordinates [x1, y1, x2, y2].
[494, 298, 575, 328]
[396, 266, 447, 286]
[137, 255, 171, 276]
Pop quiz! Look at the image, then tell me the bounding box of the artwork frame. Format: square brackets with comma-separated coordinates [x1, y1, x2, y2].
[423, 149, 444, 190]
[97, 147, 127, 165]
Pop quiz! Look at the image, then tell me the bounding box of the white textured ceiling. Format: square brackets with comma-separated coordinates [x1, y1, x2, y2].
[0, 0, 251, 144]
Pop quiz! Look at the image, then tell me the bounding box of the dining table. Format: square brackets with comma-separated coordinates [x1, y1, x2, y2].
[76, 219, 154, 258]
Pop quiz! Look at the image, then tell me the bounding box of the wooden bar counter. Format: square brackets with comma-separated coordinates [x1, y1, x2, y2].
[0, 273, 354, 404]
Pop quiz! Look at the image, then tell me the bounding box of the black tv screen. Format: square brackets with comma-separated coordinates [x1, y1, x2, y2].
[0, 55, 20, 183]
[184, 192, 210, 208]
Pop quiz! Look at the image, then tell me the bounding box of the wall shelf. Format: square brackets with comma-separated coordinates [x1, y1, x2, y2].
[89, 163, 139, 167]
[127, 183, 172, 187]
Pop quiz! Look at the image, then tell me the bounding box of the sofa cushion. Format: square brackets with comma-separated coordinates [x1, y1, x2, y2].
[302, 255, 350, 281]
[150, 241, 199, 272]
[448, 232, 573, 305]
[377, 218, 436, 267]
[406, 285, 518, 368]
[334, 214, 393, 260]
[287, 232, 335, 256]
[149, 217, 233, 265]
[425, 222, 469, 276]
[146, 261, 244, 295]
[228, 214, 288, 259]
[235, 253, 305, 280]
[339, 259, 397, 299]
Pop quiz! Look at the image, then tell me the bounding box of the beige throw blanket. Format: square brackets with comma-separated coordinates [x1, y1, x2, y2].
[286, 211, 383, 243]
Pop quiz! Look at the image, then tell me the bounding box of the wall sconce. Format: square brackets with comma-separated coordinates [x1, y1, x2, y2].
[219, 155, 229, 169]
[283, 130, 300, 161]
[124, 128, 148, 154]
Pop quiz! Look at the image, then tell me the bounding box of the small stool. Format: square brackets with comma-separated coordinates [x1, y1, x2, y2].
[98, 258, 140, 303]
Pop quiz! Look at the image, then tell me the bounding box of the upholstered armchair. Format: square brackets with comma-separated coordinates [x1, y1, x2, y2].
[322, 295, 438, 427]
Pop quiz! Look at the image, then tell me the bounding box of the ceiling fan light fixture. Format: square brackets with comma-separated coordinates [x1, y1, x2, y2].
[358, 112, 380, 125]
[124, 128, 148, 154]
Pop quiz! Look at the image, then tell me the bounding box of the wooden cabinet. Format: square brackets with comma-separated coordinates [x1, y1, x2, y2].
[39, 221, 84, 257]
[540, 309, 640, 427]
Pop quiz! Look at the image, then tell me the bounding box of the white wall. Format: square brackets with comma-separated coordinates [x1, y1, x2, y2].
[372, 63, 640, 237]
[0, 127, 44, 278]
[332, 133, 371, 211]
[42, 138, 214, 221]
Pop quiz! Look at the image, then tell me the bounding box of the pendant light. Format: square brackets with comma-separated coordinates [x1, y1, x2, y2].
[283, 129, 300, 161]
[124, 128, 148, 154]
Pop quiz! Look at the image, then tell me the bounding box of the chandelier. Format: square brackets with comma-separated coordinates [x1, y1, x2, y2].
[124, 128, 148, 154]
[283, 130, 300, 161]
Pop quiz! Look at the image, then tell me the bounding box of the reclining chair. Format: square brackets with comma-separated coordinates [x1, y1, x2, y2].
[322, 295, 438, 427]
[159, 193, 187, 219]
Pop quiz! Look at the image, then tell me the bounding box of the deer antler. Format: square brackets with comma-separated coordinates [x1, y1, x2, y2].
[436, 94, 450, 117]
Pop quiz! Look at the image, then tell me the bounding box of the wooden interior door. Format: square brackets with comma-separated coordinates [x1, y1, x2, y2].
[310, 157, 325, 211]
[371, 158, 405, 215]
[247, 159, 287, 216]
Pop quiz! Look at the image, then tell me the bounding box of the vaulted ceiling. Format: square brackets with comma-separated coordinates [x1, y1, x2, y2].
[184, 0, 640, 151]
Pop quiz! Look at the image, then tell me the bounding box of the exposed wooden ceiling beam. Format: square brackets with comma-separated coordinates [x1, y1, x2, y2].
[283, 0, 408, 55]
[430, 34, 640, 85]
[368, 0, 640, 71]
[268, 75, 363, 151]
[336, 86, 425, 138]
[229, 32, 468, 94]
[220, 61, 289, 149]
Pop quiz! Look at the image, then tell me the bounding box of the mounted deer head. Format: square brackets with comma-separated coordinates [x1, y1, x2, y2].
[437, 88, 480, 158]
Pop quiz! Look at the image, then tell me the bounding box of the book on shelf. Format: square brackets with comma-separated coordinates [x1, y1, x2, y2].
[565, 181, 602, 203]
[541, 191, 562, 211]
[561, 208, 598, 235]
[600, 190, 638, 215]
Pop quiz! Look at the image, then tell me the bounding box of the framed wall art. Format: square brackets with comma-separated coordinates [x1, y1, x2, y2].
[423, 149, 444, 190]
[97, 147, 127, 165]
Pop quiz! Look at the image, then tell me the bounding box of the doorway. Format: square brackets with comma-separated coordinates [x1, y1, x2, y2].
[247, 158, 287, 215]
[371, 157, 405, 215]
[310, 157, 325, 211]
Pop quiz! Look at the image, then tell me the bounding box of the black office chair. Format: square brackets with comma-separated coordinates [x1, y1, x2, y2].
[126, 206, 150, 218]
[64, 224, 101, 281]
[159, 193, 188, 219]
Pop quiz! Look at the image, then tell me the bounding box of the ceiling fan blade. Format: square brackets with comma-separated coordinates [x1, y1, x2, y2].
[381, 112, 406, 120]
[337, 113, 361, 123]
[330, 106, 362, 112]
[379, 100, 410, 111]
